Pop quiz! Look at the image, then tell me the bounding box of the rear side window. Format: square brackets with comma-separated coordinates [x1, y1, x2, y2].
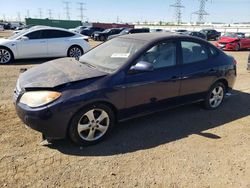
[41, 30, 75, 39]
[25, 31, 42, 39]
[209, 46, 218, 56]
[181, 41, 208, 64]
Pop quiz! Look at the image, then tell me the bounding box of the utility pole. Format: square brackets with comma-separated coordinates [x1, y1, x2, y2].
[26, 10, 30, 18]
[63, 1, 71, 20]
[38, 8, 43, 18]
[77, 2, 86, 22]
[193, 0, 209, 24]
[170, 0, 184, 25]
[48, 9, 53, 19]
[17, 12, 21, 22]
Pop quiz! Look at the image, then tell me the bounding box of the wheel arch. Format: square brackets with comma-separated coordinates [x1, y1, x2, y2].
[67, 44, 84, 56]
[66, 100, 118, 138]
[211, 78, 229, 92]
[0, 45, 15, 59]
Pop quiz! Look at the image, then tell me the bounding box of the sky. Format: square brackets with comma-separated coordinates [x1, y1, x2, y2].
[0, 0, 250, 23]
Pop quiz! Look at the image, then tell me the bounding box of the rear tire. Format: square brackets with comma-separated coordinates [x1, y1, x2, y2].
[67, 46, 83, 60]
[69, 104, 115, 146]
[204, 82, 225, 110]
[235, 44, 240, 51]
[0, 47, 13, 64]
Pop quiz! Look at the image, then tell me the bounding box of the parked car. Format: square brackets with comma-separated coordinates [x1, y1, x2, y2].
[0, 27, 90, 64]
[0, 25, 4, 31]
[108, 28, 150, 40]
[200, 29, 221, 40]
[14, 33, 237, 146]
[93, 28, 124, 41]
[248, 53, 250, 70]
[175, 29, 188, 34]
[150, 29, 164, 32]
[215, 32, 250, 51]
[69, 26, 87, 33]
[183, 31, 206, 40]
[80, 27, 104, 36]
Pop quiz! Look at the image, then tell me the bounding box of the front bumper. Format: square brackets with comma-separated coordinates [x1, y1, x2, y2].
[216, 42, 237, 51]
[15, 101, 74, 139]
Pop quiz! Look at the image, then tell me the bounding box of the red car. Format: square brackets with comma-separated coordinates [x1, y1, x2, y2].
[215, 33, 250, 51]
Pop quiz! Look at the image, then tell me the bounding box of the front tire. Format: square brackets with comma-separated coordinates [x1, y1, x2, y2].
[67, 46, 83, 60]
[235, 43, 240, 51]
[204, 82, 225, 110]
[0, 47, 13, 64]
[69, 104, 115, 146]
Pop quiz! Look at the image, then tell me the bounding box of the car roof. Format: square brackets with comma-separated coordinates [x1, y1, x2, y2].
[118, 32, 182, 42]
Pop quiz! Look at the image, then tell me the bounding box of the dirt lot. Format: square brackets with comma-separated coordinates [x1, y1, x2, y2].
[0, 30, 250, 188]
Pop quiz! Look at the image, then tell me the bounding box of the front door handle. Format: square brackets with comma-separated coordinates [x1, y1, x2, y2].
[40, 41, 46, 43]
[170, 76, 181, 82]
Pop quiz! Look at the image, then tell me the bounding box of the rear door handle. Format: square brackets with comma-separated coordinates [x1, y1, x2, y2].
[40, 41, 46, 43]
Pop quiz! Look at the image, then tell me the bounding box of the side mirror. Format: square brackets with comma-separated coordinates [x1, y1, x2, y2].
[129, 61, 154, 74]
[20, 36, 29, 41]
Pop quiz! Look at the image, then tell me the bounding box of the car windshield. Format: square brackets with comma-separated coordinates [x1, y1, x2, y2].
[223, 33, 238, 38]
[79, 38, 146, 73]
[8, 29, 29, 39]
[103, 29, 111, 33]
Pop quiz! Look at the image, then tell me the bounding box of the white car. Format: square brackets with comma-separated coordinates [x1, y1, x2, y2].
[0, 27, 91, 64]
[0, 25, 4, 31]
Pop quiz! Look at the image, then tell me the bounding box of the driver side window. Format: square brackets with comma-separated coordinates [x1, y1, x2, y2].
[139, 41, 176, 69]
[25, 31, 42, 40]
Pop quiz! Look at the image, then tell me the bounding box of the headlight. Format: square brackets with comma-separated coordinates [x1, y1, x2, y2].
[20, 91, 61, 108]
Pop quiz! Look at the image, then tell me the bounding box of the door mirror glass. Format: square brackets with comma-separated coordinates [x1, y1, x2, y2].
[129, 61, 154, 74]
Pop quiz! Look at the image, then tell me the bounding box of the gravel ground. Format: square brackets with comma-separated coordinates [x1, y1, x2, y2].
[0, 30, 250, 188]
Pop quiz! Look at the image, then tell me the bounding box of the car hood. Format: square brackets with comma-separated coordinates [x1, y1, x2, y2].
[218, 37, 238, 43]
[0, 38, 12, 44]
[18, 58, 108, 89]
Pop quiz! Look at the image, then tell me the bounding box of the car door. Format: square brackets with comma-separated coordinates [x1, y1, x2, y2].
[16, 30, 48, 58]
[179, 40, 214, 101]
[240, 37, 250, 48]
[42, 29, 75, 57]
[124, 41, 181, 116]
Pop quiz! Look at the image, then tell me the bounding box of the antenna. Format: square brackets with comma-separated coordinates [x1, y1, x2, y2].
[48, 9, 53, 19]
[77, 2, 86, 22]
[38, 8, 43, 18]
[193, 0, 209, 23]
[63, 1, 71, 20]
[170, 0, 185, 25]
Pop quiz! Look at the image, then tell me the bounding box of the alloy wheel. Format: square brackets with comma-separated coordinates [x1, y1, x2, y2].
[77, 109, 110, 141]
[209, 86, 224, 108]
[0, 49, 11, 64]
[69, 47, 82, 58]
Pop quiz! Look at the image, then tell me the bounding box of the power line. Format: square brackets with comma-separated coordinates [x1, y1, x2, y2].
[193, 0, 209, 23]
[170, 0, 184, 25]
[77, 2, 86, 22]
[63, 1, 71, 20]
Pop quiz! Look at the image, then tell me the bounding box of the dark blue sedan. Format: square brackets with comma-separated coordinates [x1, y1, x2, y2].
[14, 33, 237, 146]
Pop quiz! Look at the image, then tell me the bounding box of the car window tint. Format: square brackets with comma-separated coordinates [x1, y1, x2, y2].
[41, 30, 75, 38]
[181, 41, 208, 64]
[25, 31, 42, 39]
[139, 42, 176, 69]
[209, 46, 218, 56]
